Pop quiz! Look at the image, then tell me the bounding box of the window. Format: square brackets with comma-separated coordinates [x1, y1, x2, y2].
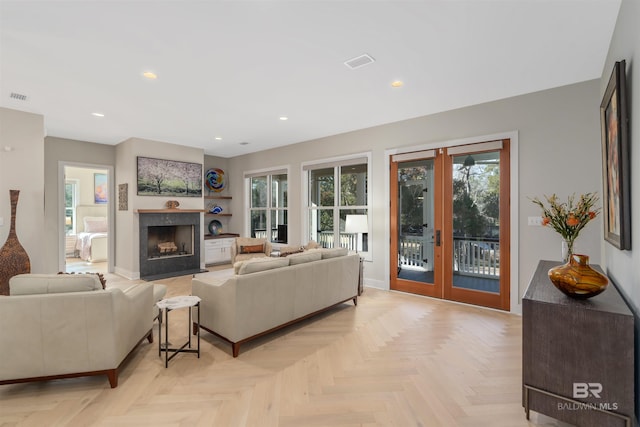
[305, 155, 369, 253]
[247, 171, 288, 243]
[65, 180, 78, 235]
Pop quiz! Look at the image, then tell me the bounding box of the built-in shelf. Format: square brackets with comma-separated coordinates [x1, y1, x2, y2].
[205, 213, 232, 216]
[204, 195, 232, 199]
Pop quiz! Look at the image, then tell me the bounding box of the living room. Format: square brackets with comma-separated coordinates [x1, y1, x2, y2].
[1, 0, 639, 425]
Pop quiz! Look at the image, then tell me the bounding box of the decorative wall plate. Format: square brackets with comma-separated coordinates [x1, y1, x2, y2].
[208, 219, 223, 235]
[205, 168, 225, 192]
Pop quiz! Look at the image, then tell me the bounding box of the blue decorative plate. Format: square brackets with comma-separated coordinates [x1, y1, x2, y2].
[205, 168, 225, 192]
[208, 219, 223, 235]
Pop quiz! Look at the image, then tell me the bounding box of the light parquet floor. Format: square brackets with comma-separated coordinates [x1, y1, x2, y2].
[0, 269, 568, 427]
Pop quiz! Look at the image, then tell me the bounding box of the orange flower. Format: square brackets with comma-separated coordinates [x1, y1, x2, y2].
[566, 215, 580, 227]
[588, 211, 596, 220]
[542, 217, 550, 226]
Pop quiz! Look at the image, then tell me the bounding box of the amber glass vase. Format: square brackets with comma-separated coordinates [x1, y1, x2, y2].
[548, 254, 608, 299]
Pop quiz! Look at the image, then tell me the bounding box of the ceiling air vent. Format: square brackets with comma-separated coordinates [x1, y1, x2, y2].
[344, 54, 375, 70]
[10, 92, 28, 101]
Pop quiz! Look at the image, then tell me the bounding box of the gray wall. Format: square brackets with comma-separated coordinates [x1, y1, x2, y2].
[0, 107, 45, 272]
[600, 0, 640, 418]
[44, 137, 116, 273]
[228, 79, 603, 308]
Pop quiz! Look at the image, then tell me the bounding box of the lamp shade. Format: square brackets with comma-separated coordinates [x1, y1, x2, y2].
[345, 214, 368, 234]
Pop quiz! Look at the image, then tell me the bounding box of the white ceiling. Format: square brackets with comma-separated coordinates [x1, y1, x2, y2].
[1, 1, 621, 158]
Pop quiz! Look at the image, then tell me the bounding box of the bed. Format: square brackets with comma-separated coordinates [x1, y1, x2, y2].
[75, 205, 108, 263]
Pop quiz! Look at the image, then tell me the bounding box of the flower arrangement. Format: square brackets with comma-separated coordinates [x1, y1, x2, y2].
[531, 192, 600, 260]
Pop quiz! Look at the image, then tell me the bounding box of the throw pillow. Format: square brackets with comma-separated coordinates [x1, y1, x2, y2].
[240, 244, 264, 254]
[279, 246, 304, 257]
[304, 240, 322, 250]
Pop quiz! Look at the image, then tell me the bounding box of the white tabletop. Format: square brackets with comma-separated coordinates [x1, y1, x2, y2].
[156, 295, 201, 310]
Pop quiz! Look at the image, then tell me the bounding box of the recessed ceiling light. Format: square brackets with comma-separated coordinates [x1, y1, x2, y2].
[143, 71, 157, 80]
[279, 116, 288, 121]
[214, 137, 222, 141]
[91, 112, 105, 117]
[240, 142, 249, 146]
[391, 80, 404, 88]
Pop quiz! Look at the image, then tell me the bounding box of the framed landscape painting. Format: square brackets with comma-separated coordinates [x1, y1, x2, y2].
[94, 173, 108, 204]
[137, 156, 203, 197]
[600, 60, 630, 250]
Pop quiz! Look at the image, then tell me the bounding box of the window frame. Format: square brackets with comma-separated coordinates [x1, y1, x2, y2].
[244, 167, 289, 244]
[302, 152, 371, 260]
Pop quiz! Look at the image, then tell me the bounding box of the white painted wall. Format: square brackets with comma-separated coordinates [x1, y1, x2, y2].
[227, 79, 603, 311]
[599, 0, 640, 417]
[0, 107, 45, 273]
[65, 166, 109, 206]
[114, 138, 204, 279]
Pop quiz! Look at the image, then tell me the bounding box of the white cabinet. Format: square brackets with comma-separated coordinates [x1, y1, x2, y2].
[204, 237, 234, 265]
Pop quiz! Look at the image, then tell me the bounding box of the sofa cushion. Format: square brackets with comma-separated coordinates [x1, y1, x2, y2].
[238, 257, 289, 275]
[288, 251, 322, 265]
[320, 247, 349, 259]
[239, 243, 265, 254]
[9, 274, 103, 295]
[57, 271, 107, 289]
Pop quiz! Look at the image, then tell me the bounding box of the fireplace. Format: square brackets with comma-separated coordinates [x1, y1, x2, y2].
[139, 212, 202, 280]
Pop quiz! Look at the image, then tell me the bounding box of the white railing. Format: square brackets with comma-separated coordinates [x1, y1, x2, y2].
[398, 235, 499, 278]
[453, 238, 500, 277]
[398, 235, 425, 267]
[317, 232, 357, 251]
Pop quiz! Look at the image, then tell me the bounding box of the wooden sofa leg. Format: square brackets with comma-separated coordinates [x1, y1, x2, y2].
[193, 322, 199, 335]
[353, 296, 358, 306]
[107, 369, 118, 388]
[146, 330, 153, 344]
[232, 343, 240, 358]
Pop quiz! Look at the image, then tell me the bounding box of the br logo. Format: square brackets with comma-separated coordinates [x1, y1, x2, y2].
[573, 383, 603, 398]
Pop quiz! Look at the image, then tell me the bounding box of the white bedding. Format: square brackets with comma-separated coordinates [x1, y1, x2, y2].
[76, 232, 108, 261]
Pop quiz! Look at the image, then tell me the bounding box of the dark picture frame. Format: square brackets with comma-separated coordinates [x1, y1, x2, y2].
[137, 156, 202, 197]
[94, 173, 108, 204]
[600, 60, 631, 250]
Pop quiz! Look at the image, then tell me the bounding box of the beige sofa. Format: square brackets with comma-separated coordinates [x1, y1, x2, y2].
[192, 249, 360, 357]
[0, 274, 156, 388]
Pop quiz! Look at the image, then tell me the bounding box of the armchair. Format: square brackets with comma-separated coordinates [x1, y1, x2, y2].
[0, 274, 154, 388]
[230, 237, 272, 264]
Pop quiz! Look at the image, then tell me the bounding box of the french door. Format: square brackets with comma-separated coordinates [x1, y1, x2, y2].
[390, 139, 510, 310]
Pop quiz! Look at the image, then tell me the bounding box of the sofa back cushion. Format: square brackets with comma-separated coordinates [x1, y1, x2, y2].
[288, 251, 322, 265]
[320, 247, 349, 259]
[9, 274, 103, 295]
[237, 257, 289, 275]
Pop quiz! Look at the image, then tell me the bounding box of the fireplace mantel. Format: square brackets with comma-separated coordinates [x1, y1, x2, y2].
[136, 209, 206, 214]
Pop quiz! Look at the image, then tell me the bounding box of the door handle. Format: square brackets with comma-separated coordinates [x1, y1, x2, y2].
[436, 230, 441, 246]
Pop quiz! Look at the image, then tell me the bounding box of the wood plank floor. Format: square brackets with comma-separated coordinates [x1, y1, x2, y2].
[0, 269, 568, 426]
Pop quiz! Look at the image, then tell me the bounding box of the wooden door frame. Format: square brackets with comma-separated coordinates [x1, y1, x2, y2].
[443, 139, 511, 310]
[389, 139, 511, 311]
[390, 153, 443, 298]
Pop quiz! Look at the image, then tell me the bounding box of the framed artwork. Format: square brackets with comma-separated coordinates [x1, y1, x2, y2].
[600, 60, 630, 250]
[94, 173, 108, 204]
[137, 156, 202, 197]
[118, 183, 128, 211]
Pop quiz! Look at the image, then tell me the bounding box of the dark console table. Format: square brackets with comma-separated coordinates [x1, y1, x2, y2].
[523, 260, 635, 427]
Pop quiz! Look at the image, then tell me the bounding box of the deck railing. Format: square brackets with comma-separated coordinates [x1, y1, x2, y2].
[398, 235, 499, 278]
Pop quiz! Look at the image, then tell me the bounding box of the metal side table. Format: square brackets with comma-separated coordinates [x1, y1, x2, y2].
[156, 295, 201, 368]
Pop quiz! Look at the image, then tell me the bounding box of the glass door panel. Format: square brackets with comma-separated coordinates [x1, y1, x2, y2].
[397, 160, 434, 283]
[450, 151, 501, 294]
